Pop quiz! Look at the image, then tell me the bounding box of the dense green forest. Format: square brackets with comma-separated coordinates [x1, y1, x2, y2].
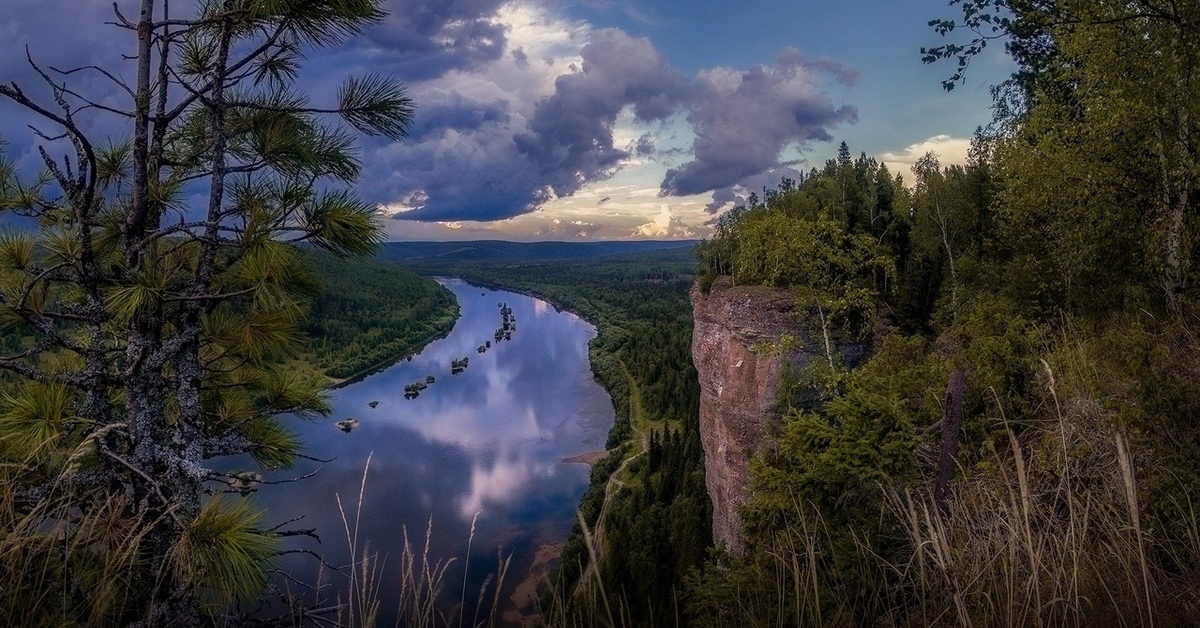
[681, 3, 1200, 622]
[299, 250, 458, 380]
[407, 249, 713, 624]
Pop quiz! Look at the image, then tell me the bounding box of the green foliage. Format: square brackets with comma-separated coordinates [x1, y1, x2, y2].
[0, 0, 416, 622]
[171, 497, 279, 608]
[298, 250, 458, 379]
[684, 9, 1200, 615]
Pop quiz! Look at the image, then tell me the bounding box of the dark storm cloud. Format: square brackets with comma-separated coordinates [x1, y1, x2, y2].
[705, 187, 739, 213]
[0, 1, 140, 163]
[512, 29, 689, 199]
[660, 50, 858, 198]
[382, 31, 857, 223]
[363, 0, 509, 81]
[405, 91, 511, 140]
[381, 29, 694, 222]
[367, 112, 549, 221]
[511, 47, 530, 68]
[703, 166, 807, 213]
[634, 133, 655, 156]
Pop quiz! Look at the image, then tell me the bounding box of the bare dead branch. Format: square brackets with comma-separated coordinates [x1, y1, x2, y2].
[48, 64, 135, 97]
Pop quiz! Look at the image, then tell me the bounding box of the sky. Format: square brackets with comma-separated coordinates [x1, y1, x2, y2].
[0, 0, 1014, 242]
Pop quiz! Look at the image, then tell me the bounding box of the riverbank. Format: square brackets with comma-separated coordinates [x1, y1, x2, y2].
[300, 251, 460, 382]
[325, 310, 458, 390]
[397, 256, 709, 623]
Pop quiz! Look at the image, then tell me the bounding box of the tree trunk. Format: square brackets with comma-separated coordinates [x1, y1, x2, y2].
[125, 0, 155, 266]
[934, 370, 965, 516]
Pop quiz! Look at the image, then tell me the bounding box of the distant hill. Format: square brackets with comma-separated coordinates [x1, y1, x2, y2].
[379, 240, 696, 264]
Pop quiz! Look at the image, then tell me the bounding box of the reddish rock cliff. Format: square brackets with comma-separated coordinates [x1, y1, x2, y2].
[691, 277, 817, 554]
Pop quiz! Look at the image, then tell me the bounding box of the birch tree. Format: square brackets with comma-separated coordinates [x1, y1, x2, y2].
[926, 0, 1200, 315]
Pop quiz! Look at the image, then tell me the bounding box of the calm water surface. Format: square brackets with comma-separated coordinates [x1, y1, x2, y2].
[249, 279, 613, 617]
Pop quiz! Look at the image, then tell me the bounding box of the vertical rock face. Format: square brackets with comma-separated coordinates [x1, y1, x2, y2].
[690, 277, 815, 555]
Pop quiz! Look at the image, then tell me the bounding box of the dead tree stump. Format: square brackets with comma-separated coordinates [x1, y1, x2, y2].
[934, 370, 965, 516]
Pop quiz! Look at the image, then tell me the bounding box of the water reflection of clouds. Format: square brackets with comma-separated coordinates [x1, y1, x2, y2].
[251, 279, 614, 614]
[459, 452, 555, 519]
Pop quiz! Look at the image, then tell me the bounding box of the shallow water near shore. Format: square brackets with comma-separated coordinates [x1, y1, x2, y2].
[243, 278, 614, 621]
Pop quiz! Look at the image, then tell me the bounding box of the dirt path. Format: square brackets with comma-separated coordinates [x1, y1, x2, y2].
[574, 354, 654, 593]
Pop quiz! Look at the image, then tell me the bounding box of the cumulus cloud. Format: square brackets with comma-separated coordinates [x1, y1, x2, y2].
[362, 3, 590, 221]
[661, 49, 857, 198]
[879, 134, 973, 180]
[361, 0, 510, 81]
[384, 21, 856, 223]
[0, 0, 858, 234]
[404, 89, 511, 140]
[633, 205, 694, 239]
[512, 28, 689, 200]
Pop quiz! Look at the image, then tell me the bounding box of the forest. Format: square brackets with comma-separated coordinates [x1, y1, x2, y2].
[298, 249, 457, 380]
[682, 2, 1200, 623]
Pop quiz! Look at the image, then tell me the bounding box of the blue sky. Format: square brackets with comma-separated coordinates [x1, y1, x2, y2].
[0, 0, 1013, 241]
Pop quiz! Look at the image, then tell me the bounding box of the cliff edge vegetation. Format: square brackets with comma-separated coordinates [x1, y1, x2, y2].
[684, 11, 1200, 617]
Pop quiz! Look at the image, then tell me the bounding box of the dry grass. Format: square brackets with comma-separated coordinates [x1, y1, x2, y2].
[684, 335, 1200, 627]
[880, 358, 1199, 627]
[0, 427, 155, 626]
[321, 453, 513, 628]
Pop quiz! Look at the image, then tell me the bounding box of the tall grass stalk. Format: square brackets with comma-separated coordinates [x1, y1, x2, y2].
[283, 453, 522, 628]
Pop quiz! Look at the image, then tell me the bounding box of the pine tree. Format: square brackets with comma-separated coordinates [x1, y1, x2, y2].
[0, 0, 411, 623]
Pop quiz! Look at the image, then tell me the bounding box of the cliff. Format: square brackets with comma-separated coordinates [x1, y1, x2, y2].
[691, 278, 802, 553]
[692, 277, 869, 554]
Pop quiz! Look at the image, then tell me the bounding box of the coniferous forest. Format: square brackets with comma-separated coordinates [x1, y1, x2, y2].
[2, 0, 1200, 626]
[299, 250, 457, 380]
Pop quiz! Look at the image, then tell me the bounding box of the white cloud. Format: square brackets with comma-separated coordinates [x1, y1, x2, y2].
[879, 134, 972, 181]
[422, 2, 588, 119]
[633, 205, 695, 239]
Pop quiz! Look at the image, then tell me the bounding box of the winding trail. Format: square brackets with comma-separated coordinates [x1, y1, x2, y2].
[576, 352, 653, 592]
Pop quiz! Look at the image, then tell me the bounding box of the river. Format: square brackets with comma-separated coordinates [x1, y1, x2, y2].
[248, 278, 614, 622]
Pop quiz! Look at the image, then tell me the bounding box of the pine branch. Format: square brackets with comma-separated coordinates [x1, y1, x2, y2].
[336, 74, 414, 140]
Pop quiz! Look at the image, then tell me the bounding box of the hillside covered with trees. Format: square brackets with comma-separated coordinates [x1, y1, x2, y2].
[300, 250, 457, 380]
[684, 2, 1200, 623]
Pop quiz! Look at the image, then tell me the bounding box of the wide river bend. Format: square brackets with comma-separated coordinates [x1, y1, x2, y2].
[249, 278, 614, 620]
